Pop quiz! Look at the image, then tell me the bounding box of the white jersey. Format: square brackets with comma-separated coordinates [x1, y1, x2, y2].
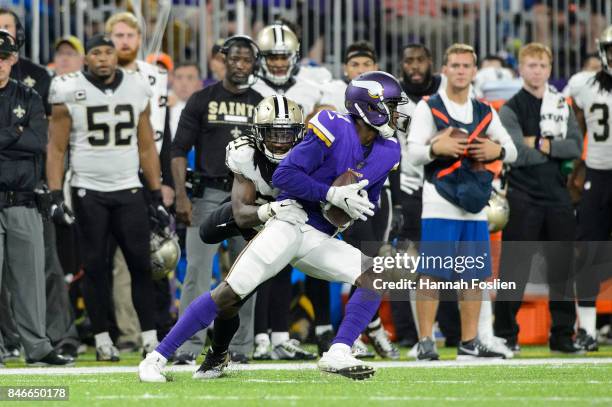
[252, 76, 322, 118]
[396, 97, 424, 194]
[49, 70, 153, 192]
[319, 79, 348, 113]
[569, 71, 612, 170]
[225, 136, 279, 204]
[135, 60, 168, 153]
[297, 64, 333, 84]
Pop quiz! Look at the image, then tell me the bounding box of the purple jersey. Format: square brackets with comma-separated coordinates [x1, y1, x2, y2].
[272, 110, 401, 235]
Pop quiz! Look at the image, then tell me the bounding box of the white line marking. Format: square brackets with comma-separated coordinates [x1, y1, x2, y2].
[1, 358, 611, 376]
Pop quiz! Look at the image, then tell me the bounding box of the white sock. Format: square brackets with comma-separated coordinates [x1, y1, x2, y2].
[255, 333, 270, 345]
[329, 342, 351, 354]
[141, 329, 158, 346]
[315, 325, 333, 336]
[577, 306, 597, 337]
[94, 332, 113, 348]
[271, 332, 290, 347]
[367, 317, 382, 330]
[478, 289, 494, 340]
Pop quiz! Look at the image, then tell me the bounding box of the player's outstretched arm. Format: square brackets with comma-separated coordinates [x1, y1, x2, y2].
[46, 103, 72, 190]
[137, 103, 162, 191]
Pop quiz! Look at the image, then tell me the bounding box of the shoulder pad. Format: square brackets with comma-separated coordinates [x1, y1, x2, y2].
[307, 109, 352, 147]
[568, 71, 597, 98]
[226, 136, 256, 174]
[48, 72, 83, 104]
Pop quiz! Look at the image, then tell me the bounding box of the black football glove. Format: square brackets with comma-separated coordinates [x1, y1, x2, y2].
[149, 189, 170, 229]
[49, 190, 75, 225]
[389, 204, 405, 240]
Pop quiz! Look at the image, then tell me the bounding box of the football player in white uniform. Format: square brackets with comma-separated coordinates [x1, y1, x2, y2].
[570, 25, 612, 352]
[46, 35, 168, 362]
[253, 23, 323, 119]
[182, 95, 309, 378]
[105, 12, 174, 349]
[250, 23, 324, 359]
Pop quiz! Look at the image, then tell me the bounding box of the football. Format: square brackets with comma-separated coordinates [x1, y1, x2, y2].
[447, 127, 486, 171]
[323, 169, 360, 228]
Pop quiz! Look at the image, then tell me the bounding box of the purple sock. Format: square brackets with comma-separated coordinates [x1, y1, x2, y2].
[333, 288, 382, 347]
[156, 291, 218, 359]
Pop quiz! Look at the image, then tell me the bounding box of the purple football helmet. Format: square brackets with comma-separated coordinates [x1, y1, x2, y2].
[345, 71, 409, 137]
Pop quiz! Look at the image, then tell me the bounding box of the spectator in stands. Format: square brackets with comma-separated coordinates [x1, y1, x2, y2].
[494, 42, 583, 354]
[169, 63, 202, 140]
[53, 36, 84, 76]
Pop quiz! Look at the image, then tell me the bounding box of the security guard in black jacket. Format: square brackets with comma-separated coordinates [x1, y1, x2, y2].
[0, 30, 72, 366]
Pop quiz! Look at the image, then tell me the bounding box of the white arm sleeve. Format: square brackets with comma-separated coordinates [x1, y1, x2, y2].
[406, 100, 437, 166]
[487, 109, 518, 164]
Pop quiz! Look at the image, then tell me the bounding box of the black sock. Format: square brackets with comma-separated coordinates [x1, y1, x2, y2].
[212, 315, 240, 354]
[461, 337, 477, 346]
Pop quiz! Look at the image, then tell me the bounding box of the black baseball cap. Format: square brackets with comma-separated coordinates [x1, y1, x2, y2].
[0, 30, 18, 57]
[85, 34, 115, 54]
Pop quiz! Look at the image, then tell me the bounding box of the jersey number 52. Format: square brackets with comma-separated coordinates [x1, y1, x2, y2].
[87, 105, 135, 146]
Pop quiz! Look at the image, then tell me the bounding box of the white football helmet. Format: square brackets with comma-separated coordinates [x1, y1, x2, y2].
[256, 24, 300, 86]
[253, 95, 304, 163]
[597, 25, 612, 75]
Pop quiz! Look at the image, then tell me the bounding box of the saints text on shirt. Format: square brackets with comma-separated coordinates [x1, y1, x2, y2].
[207, 101, 256, 124]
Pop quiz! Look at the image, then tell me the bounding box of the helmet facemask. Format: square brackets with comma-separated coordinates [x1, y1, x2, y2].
[256, 122, 304, 163]
[261, 51, 299, 86]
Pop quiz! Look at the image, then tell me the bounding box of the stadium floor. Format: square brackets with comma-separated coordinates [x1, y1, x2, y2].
[1, 345, 611, 406]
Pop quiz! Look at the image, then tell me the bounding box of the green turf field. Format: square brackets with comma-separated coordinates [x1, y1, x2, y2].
[1, 346, 612, 406]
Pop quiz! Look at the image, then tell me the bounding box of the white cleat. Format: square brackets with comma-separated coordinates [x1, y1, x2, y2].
[139, 351, 168, 382]
[480, 336, 514, 359]
[318, 344, 376, 380]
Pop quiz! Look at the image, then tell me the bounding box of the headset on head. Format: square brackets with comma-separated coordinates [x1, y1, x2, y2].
[0, 30, 19, 54]
[221, 35, 260, 66]
[0, 8, 25, 50]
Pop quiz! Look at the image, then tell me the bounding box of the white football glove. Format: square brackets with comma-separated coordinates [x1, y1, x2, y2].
[257, 199, 308, 225]
[326, 179, 375, 221]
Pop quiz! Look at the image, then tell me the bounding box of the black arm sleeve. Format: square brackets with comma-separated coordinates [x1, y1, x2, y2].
[171, 93, 202, 159]
[0, 126, 20, 150]
[160, 106, 174, 188]
[5, 92, 48, 154]
[388, 165, 401, 205]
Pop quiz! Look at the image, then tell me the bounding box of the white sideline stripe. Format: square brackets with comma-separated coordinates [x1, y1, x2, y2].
[1, 358, 611, 376]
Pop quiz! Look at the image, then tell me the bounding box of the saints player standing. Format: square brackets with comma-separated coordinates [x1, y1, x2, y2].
[570, 25, 612, 352]
[46, 35, 168, 362]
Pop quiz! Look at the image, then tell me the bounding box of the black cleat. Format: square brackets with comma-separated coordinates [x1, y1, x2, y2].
[316, 330, 335, 356]
[417, 337, 439, 361]
[192, 349, 229, 379]
[335, 365, 376, 381]
[576, 329, 599, 352]
[550, 336, 586, 354]
[26, 350, 75, 367]
[230, 351, 249, 364]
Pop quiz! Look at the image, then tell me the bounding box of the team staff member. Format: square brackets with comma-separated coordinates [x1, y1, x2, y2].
[494, 43, 583, 354]
[0, 8, 52, 115]
[47, 35, 167, 362]
[171, 36, 262, 364]
[0, 30, 73, 367]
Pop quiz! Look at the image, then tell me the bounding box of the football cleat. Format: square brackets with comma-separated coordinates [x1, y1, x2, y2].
[2, 346, 21, 361]
[96, 344, 120, 362]
[141, 341, 159, 360]
[253, 337, 271, 360]
[366, 325, 400, 360]
[577, 329, 599, 352]
[319, 345, 376, 380]
[172, 351, 197, 366]
[416, 337, 439, 361]
[549, 336, 586, 355]
[26, 351, 74, 367]
[351, 337, 375, 359]
[479, 335, 514, 359]
[271, 339, 316, 360]
[139, 351, 167, 382]
[193, 349, 230, 380]
[230, 351, 249, 364]
[457, 338, 506, 360]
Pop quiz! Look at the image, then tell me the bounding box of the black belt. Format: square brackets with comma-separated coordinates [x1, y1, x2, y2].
[0, 191, 36, 207]
[201, 177, 232, 192]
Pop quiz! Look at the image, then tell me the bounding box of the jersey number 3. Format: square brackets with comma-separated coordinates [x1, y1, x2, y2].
[87, 105, 135, 146]
[591, 103, 610, 142]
